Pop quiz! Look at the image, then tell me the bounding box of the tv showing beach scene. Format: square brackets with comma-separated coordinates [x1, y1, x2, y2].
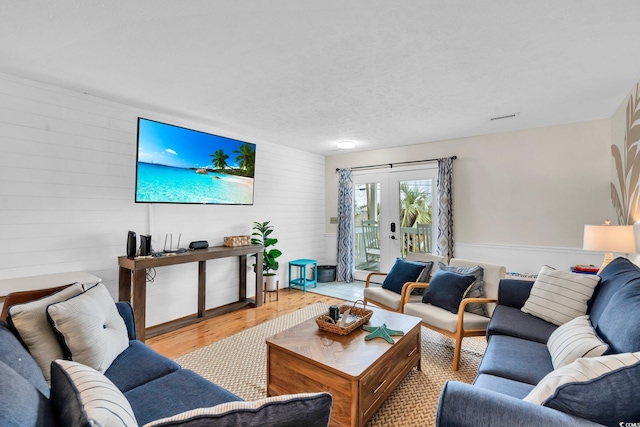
[135, 118, 255, 205]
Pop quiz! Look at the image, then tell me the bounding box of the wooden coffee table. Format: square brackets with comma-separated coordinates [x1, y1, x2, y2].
[266, 305, 421, 427]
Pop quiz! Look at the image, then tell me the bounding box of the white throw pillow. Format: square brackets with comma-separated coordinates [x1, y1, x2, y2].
[521, 266, 600, 326]
[47, 283, 129, 373]
[7, 283, 84, 383]
[547, 315, 608, 369]
[51, 359, 137, 427]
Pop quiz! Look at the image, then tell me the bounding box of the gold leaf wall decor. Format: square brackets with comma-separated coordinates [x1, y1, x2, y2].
[611, 83, 640, 225]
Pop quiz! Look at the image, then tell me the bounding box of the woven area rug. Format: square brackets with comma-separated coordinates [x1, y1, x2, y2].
[175, 303, 486, 426]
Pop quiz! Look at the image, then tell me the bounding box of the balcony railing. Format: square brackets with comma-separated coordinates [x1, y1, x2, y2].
[354, 225, 432, 271]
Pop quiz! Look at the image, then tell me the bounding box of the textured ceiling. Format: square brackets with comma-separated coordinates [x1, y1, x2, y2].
[1, 1, 640, 155]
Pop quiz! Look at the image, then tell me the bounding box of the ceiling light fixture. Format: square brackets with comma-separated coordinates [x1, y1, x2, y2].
[490, 112, 520, 121]
[337, 140, 356, 149]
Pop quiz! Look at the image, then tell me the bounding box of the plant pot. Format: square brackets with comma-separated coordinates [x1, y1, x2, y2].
[265, 273, 278, 291]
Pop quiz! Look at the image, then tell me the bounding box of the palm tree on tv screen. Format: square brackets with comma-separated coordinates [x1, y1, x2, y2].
[234, 143, 255, 177]
[211, 149, 229, 171]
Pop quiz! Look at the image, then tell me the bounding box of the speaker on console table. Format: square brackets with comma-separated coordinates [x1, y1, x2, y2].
[189, 240, 209, 250]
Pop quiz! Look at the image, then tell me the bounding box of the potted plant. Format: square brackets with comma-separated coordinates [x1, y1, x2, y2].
[252, 220, 282, 291]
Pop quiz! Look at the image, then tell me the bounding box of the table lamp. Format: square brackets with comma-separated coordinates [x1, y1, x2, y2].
[583, 220, 635, 273]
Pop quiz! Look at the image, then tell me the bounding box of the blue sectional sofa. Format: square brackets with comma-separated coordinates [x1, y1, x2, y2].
[1, 285, 332, 427]
[436, 257, 640, 427]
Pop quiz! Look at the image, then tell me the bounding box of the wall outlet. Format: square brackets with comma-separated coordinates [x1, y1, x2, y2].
[329, 217, 338, 224]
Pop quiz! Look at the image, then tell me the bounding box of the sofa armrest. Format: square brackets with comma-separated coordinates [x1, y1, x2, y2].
[497, 279, 535, 309]
[116, 301, 136, 340]
[436, 381, 604, 427]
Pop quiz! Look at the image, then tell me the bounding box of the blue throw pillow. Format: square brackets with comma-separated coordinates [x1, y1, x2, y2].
[524, 352, 640, 426]
[422, 270, 476, 314]
[381, 258, 432, 295]
[142, 392, 333, 427]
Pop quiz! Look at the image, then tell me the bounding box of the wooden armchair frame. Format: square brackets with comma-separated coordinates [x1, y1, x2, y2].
[403, 282, 497, 370]
[363, 272, 420, 313]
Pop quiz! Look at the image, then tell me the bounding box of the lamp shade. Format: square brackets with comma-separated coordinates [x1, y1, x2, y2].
[583, 224, 635, 253]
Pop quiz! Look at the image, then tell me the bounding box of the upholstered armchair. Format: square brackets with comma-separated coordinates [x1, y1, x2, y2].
[363, 253, 445, 312]
[402, 258, 506, 370]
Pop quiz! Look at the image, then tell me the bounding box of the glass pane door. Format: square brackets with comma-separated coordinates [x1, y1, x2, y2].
[398, 179, 434, 257]
[353, 166, 437, 279]
[354, 181, 380, 272]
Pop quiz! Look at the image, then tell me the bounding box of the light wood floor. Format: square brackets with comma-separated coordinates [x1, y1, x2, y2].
[147, 289, 343, 359]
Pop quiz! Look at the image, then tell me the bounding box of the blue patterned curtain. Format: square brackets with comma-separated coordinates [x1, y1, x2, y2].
[437, 158, 454, 263]
[336, 168, 354, 282]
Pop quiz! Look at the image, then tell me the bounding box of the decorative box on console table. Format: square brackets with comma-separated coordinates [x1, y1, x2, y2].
[224, 235, 252, 247]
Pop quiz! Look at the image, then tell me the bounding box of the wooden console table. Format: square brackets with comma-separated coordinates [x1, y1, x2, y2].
[118, 244, 263, 341]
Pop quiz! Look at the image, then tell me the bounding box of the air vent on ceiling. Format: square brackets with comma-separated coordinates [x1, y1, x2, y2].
[490, 112, 520, 121]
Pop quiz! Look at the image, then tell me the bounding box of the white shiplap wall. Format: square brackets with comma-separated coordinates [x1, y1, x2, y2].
[0, 73, 326, 327]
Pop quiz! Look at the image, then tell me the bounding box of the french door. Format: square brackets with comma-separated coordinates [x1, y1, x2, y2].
[353, 166, 438, 280]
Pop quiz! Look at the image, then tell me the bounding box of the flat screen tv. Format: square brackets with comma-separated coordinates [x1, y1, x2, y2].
[135, 118, 256, 205]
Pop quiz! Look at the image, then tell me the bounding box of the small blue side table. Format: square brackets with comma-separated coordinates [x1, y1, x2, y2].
[288, 259, 318, 292]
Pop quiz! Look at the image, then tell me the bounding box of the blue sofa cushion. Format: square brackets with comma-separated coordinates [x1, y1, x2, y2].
[116, 302, 137, 340]
[382, 258, 432, 294]
[496, 279, 535, 308]
[486, 305, 557, 343]
[143, 392, 333, 427]
[0, 320, 50, 397]
[436, 381, 607, 427]
[105, 340, 181, 392]
[125, 369, 242, 425]
[51, 359, 138, 427]
[422, 270, 476, 314]
[0, 360, 58, 427]
[595, 280, 640, 354]
[524, 352, 640, 426]
[478, 335, 553, 385]
[472, 373, 534, 399]
[588, 257, 640, 327]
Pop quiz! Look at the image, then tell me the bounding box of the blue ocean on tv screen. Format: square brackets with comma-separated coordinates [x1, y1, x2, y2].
[136, 163, 254, 204]
[135, 118, 256, 205]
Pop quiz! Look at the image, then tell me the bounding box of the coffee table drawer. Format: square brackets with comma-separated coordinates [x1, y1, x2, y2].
[359, 329, 420, 416]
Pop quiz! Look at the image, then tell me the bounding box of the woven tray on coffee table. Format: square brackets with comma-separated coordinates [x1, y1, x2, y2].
[316, 300, 373, 336]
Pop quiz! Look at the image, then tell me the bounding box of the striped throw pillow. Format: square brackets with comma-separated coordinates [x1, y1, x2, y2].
[523, 352, 640, 426]
[50, 360, 138, 427]
[521, 266, 600, 326]
[547, 315, 608, 369]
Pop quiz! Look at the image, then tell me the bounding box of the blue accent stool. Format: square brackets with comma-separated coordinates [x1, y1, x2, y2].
[288, 259, 318, 292]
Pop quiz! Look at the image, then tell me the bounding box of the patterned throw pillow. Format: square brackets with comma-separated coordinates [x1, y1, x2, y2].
[50, 359, 138, 427]
[7, 283, 84, 383]
[546, 315, 608, 369]
[438, 262, 487, 316]
[521, 266, 600, 326]
[523, 352, 640, 426]
[46, 283, 129, 373]
[142, 392, 332, 427]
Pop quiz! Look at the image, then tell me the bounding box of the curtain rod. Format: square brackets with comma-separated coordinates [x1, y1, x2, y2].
[335, 155, 457, 172]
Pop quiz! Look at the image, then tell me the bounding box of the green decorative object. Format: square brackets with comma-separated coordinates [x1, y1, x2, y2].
[362, 323, 404, 344]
